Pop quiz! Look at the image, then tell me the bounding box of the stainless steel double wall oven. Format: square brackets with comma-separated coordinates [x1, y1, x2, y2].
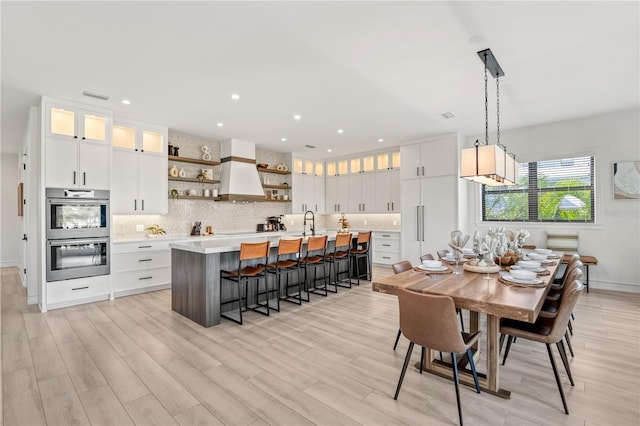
[45, 188, 110, 282]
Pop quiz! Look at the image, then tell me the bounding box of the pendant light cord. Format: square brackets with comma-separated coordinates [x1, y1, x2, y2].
[496, 75, 501, 147]
[484, 53, 489, 145]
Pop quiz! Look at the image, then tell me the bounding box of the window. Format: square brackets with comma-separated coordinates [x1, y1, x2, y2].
[482, 156, 595, 223]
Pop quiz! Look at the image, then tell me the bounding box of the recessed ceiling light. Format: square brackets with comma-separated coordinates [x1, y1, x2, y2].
[441, 112, 456, 119]
[304, 144, 316, 149]
[217, 122, 224, 127]
[327, 148, 332, 153]
[281, 137, 287, 142]
[231, 94, 240, 100]
[378, 138, 384, 142]
[293, 114, 301, 120]
[337, 129, 344, 134]
[121, 99, 131, 105]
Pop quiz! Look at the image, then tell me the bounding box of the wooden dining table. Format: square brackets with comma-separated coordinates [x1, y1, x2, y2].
[372, 256, 563, 399]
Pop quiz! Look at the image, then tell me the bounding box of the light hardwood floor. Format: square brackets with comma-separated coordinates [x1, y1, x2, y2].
[2, 266, 639, 425]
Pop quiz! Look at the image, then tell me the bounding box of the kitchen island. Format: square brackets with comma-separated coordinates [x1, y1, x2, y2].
[170, 232, 349, 327]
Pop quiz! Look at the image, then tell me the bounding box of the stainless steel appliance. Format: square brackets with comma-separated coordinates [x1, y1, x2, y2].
[45, 188, 110, 281]
[46, 188, 109, 239]
[46, 237, 110, 282]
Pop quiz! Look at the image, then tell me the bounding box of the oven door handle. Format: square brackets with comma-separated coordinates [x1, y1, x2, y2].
[48, 198, 109, 205]
[48, 237, 109, 245]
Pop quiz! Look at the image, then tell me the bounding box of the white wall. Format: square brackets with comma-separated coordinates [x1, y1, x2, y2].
[1, 154, 20, 267]
[464, 108, 640, 292]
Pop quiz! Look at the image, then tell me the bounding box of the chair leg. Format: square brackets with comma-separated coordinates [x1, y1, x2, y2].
[466, 348, 481, 393]
[556, 340, 574, 386]
[420, 346, 425, 374]
[546, 343, 570, 415]
[354, 255, 361, 286]
[502, 335, 513, 365]
[567, 319, 573, 335]
[394, 342, 414, 400]
[457, 308, 465, 332]
[393, 329, 402, 351]
[499, 334, 506, 353]
[451, 352, 464, 426]
[564, 331, 574, 357]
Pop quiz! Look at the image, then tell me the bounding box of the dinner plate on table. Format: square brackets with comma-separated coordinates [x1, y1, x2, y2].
[417, 265, 449, 272]
[510, 265, 546, 273]
[502, 274, 543, 285]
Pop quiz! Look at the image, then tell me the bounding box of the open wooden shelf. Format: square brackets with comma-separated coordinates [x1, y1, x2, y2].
[257, 167, 291, 175]
[262, 184, 291, 190]
[169, 195, 221, 201]
[168, 176, 220, 184]
[168, 155, 220, 166]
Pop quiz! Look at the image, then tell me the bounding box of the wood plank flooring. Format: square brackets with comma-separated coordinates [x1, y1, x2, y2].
[2, 266, 639, 425]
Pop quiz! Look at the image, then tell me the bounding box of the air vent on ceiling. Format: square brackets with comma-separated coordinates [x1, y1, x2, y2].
[441, 112, 456, 119]
[82, 90, 111, 101]
[304, 144, 316, 149]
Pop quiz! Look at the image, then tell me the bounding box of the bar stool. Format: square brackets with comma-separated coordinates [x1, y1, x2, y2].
[220, 241, 270, 325]
[300, 235, 329, 297]
[265, 238, 304, 306]
[349, 231, 372, 285]
[326, 233, 353, 290]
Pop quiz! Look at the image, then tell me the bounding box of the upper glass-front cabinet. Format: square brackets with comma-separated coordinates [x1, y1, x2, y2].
[46, 105, 108, 143]
[376, 151, 401, 170]
[112, 120, 165, 154]
[293, 157, 323, 175]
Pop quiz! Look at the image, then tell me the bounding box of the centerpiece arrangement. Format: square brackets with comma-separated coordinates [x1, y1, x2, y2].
[462, 227, 530, 273]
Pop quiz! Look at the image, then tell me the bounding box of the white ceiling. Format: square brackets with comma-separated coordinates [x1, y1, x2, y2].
[1, 1, 638, 158]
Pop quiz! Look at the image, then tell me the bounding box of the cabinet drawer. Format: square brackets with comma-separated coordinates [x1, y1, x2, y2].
[373, 252, 401, 265]
[372, 232, 400, 240]
[112, 240, 172, 254]
[111, 250, 171, 272]
[372, 238, 400, 252]
[112, 267, 171, 293]
[47, 275, 110, 305]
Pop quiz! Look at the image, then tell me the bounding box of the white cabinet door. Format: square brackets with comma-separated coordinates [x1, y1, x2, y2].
[375, 171, 390, 212]
[111, 150, 138, 214]
[389, 169, 401, 212]
[313, 175, 325, 214]
[361, 172, 376, 213]
[420, 137, 458, 177]
[325, 176, 338, 213]
[348, 174, 362, 212]
[401, 143, 422, 180]
[291, 173, 306, 213]
[335, 175, 349, 213]
[45, 137, 78, 188]
[79, 143, 109, 189]
[421, 175, 456, 259]
[401, 179, 422, 263]
[138, 154, 167, 214]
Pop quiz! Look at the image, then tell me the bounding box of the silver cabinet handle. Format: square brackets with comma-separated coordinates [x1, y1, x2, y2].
[142, 199, 145, 211]
[72, 286, 89, 291]
[382, 234, 390, 237]
[83, 172, 86, 186]
[134, 199, 137, 211]
[73, 171, 76, 185]
[391, 202, 394, 211]
[382, 256, 391, 259]
[382, 244, 391, 247]
[138, 258, 153, 262]
[139, 276, 153, 280]
[421, 205, 425, 241]
[416, 206, 420, 241]
[387, 202, 389, 211]
[138, 245, 152, 248]
[416, 167, 419, 176]
[422, 166, 425, 176]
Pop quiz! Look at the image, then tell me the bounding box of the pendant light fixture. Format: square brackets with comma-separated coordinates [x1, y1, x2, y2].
[460, 48, 517, 186]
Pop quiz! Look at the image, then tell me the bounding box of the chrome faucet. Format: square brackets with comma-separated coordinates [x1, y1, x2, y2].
[303, 210, 315, 237]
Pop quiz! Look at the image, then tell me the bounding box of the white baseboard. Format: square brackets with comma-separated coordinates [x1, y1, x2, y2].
[45, 294, 111, 311]
[590, 280, 640, 293]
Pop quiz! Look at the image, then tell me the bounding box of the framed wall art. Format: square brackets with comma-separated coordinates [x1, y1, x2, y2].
[613, 161, 640, 199]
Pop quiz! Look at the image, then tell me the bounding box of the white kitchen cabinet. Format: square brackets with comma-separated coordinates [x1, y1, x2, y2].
[45, 136, 110, 189]
[46, 275, 111, 309]
[348, 172, 376, 212]
[402, 175, 457, 264]
[111, 119, 168, 214]
[401, 136, 458, 180]
[372, 232, 401, 265]
[325, 175, 349, 213]
[292, 156, 325, 213]
[111, 240, 172, 296]
[374, 169, 401, 212]
[45, 101, 109, 143]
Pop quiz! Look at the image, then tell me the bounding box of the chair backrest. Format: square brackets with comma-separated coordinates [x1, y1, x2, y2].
[334, 233, 352, 250]
[239, 241, 270, 261]
[396, 288, 468, 353]
[306, 235, 327, 252]
[560, 268, 582, 297]
[561, 260, 583, 287]
[437, 250, 448, 259]
[548, 280, 584, 343]
[278, 238, 302, 256]
[567, 253, 581, 268]
[392, 261, 412, 274]
[420, 253, 434, 261]
[356, 231, 372, 245]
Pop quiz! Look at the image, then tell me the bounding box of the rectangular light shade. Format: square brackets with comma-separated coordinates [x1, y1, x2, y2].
[460, 143, 516, 186]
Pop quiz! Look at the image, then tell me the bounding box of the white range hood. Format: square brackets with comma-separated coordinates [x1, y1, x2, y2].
[217, 139, 265, 202]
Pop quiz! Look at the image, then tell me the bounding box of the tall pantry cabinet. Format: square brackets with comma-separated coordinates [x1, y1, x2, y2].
[401, 135, 460, 262]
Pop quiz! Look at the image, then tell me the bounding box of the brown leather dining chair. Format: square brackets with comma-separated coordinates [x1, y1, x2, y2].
[420, 253, 434, 261]
[392, 261, 413, 351]
[394, 288, 481, 426]
[500, 279, 584, 415]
